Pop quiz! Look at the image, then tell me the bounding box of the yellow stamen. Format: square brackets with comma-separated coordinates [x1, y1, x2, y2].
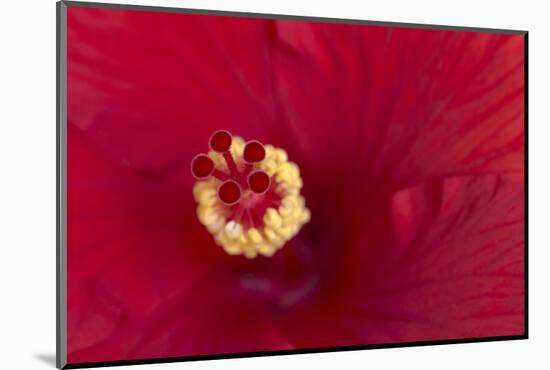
[192, 135, 310, 258]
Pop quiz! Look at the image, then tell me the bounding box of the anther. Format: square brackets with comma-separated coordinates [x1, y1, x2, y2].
[218, 180, 242, 205]
[248, 170, 271, 194]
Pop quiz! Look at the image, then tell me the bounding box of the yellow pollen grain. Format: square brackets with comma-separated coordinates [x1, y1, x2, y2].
[257, 243, 276, 257]
[231, 136, 245, 155]
[275, 224, 296, 240]
[260, 159, 279, 177]
[263, 226, 281, 242]
[264, 208, 283, 229]
[207, 149, 225, 168]
[286, 208, 305, 223]
[197, 205, 221, 226]
[193, 181, 215, 202]
[243, 246, 258, 259]
[246, 227, 264, 244]
[223, 243, 242, 255]
[276, 183, 300, 196]
[192, 135, 310, 259]
[197, 187, 218, 207]
[300, 209, 311, 223]
[279, 195, 299, 218]
[273, 149, 288, 164]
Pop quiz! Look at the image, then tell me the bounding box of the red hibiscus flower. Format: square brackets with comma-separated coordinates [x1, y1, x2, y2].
[65, 5, 525, 365]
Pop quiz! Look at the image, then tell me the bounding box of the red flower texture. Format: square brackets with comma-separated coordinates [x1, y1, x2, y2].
[66, 6, 525, 365]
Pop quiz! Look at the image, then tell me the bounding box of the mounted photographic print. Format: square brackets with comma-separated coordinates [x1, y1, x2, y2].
[56, 1, 527, 368]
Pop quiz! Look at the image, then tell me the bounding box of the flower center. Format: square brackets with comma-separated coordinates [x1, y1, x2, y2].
[191, 130, 310, 258]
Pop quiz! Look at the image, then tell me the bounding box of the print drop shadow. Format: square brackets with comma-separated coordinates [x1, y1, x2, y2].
[34, 353, 56, 367]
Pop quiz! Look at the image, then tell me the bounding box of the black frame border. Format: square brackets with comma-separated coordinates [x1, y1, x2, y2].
[56, 1, 529, 368]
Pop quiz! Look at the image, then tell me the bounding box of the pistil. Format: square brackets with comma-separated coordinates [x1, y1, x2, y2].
[191, 130, 310, 258]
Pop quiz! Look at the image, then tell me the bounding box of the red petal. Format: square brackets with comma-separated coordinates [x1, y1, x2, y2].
[67, 7, 277, 171]
[282, 175, 523, 347]
[270, 22, 524, 188]
[66, 7, 525, 362]
[67, 126, 224, 361]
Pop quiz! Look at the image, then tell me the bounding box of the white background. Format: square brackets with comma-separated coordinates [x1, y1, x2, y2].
[0, 0, 548, 369]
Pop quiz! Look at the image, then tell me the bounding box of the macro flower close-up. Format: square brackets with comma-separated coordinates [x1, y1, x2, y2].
[66, 6, 525, 365]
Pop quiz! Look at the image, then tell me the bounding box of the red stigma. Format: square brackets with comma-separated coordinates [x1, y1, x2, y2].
[191, 154, 214, 179]
[248, 171, 270, 194]
[209, 130, 233, 153]
[192, 131, 281, 227]
[243, 140, 266, 163]
[218, 180, 241, 205]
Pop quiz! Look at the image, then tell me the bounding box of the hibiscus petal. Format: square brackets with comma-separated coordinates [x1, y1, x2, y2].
[269, 22, 524, 189]
[67, 7, 278, 171]
[281, 175, 523, 347]
[67, 126, 227, 362]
